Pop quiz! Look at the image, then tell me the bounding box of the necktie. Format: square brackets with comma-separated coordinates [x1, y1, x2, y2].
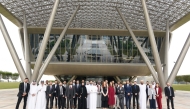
[60, 86, 62, 95]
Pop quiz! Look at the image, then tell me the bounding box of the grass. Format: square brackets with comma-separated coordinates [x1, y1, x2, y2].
[172, 84, 190, 91]
[0, 82, 20, 89]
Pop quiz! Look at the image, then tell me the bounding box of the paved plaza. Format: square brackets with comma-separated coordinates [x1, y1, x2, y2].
[0, 89, 189, 109]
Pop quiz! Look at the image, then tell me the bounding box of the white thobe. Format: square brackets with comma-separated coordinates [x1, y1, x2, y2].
[27, 84, 38, 109]
[139, 84, 146, 109]
[35, 84, 46, 109]
[86, 85, 90, 108]
[89, 85, 97, 109]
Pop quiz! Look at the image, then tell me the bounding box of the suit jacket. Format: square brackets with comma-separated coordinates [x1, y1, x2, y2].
[75, 84, 81, 95]
[17, 82, 30, 97]
[132, 85, 140, 95]
[148, 88, 156, 99]
[164, 86, 175, 97]
[65, 85, 76, 98]
[46, 85, 54, 97]
[146, 84, 149, 95]
[155, 86, 162, 98]
[117, 87, 125, 99]
[124, 84, 132, 96]
[57, 86, 66, 97]
[52, 84, 58, 94]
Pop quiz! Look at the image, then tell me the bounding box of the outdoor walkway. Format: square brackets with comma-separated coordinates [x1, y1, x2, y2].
[0, 89, 189, 109]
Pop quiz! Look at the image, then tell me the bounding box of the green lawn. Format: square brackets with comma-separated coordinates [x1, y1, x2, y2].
[172, 84, 190, 91]
[0, 82, 20, 89]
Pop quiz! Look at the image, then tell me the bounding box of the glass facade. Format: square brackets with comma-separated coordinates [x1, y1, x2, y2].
[30, 34, 163, 64]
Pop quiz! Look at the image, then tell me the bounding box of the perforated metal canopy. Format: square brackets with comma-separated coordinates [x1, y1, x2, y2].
[0, 0, 190, 31]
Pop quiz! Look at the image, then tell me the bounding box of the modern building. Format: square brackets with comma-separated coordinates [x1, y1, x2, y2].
[0, 0, 190, 88]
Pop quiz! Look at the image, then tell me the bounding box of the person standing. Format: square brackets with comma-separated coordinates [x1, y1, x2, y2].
[65, 81, 76, 109]
[124, 80, 132, 109]
[97, 81, 102, 108]
[36, 80, 47, 109]
[27, 80, 38, 109]
[139, 80, 146, 109]
[146, 81, 149, 102]
[52, 80, 59, 108]
[132, 81, 140, 109]
[74, 80, 80, 108]
[46, 81, 54, 109]
[148, 84, 156, 109]
[101, 81, 108, 109]
[57, 82, 66, 109]
[85, 81, 90, 109]
[63, 80, 67, 108]
[15, 78, 30, 109]
[117, 82, 125, 109]
[114, 82, 120, 109]
[78, 81, 87, 109]
[108, 81, 115, 109]
[155, 83, 162, 109]
[89, 81, 98, 109]
[165, 83, 175, 109]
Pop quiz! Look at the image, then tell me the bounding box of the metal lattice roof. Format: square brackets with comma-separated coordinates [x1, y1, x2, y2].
[0, 0, 190, 31]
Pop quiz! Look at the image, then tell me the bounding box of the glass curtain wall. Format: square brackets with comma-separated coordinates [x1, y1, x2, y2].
[30, 34, 162, 64]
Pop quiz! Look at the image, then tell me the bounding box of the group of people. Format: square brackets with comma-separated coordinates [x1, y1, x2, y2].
[15, 78, 175, 109]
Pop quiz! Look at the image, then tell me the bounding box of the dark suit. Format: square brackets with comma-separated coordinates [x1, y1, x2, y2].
[132, 85, 140, 109]
[57, 86, 66, 109]
[124, 84, 132, 109]
[146, 84, 149, 102]
[16, 82, 30, 109]
[52, 84, 58, 107]
[164, 86, 175, 109]
[65, 85, 76, 109]
[46, 85, 54, 108]
[117, 87, 125, 109]
[74, 84, 80, 108]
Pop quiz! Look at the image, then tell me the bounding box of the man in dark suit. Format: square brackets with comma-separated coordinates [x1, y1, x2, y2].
[74, 80, 80, 108]
[117, 82, 125, 109]
[165, 83, 175, 109]
[15, 78, 30, 109]
[124, 80, 132, 109]
[46, 81, 54, 109]
[65, 81, 76, 109]
[132, 81, 140, 109]
[52, 80, 59, 108]
[57, 82, 66, 109]
[146, 81, 149, 102]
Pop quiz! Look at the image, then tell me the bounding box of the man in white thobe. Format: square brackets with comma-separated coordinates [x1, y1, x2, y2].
[139, 80, 146, 109]
[27, 80, 38, 109]
[89, 81, 97, 109]
[35, 80, 47, 109]
[86, 81, 90, 108]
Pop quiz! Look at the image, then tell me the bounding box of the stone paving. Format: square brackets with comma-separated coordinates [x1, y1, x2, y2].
[0, 89, 189, 109]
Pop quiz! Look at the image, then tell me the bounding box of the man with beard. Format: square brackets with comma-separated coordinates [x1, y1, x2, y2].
[78, 81, 87, 109]
[27, 80, 38, 109]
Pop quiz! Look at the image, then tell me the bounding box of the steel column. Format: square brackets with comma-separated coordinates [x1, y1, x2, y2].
[31, 0, 60, 81]
[54, 75, 62, 83]
[18, 28, 25, 59]
[0, 15, 27, 81]
[23, 14, 32, 81]
[36, 6, 80, 82]
[116, 7, 159, 83]
[167, 33, 190, 84]
[163, 20, 169, 82]
[141, 0, 165, 88]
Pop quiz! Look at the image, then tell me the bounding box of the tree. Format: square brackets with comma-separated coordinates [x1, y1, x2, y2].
[183, 75, 190, 84]
[0, 70, 3, 81]
[5, 72, 12, 82]
[12, 73, 19, 81]
[175, 76, 183, 83]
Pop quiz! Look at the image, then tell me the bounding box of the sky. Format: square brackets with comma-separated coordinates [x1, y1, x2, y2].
[0, 15, 190, 81]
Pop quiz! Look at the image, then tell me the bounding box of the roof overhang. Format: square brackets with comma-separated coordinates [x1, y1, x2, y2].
[31, 62, 153, 76]
[23, 27, 166, 37]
